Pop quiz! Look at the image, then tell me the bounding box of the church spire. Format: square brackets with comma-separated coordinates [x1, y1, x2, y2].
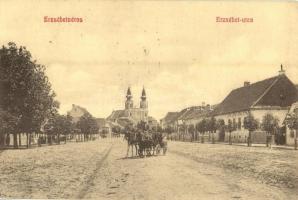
[126, 87, 132, 99]
[140, 87, 148, 109]
[141, 87, 146, 100]
[125, 87, 133, 109]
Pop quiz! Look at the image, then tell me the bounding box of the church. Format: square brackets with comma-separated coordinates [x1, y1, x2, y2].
[107, 87, 152, 127]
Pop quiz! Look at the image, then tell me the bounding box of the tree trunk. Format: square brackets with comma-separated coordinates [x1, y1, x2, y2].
[266, 132, 270, 147]
[19, 133, 22, 146]
[13, 133, 18, 149]
[29, 133, 32, 147]
[271, 134, 274, 148]
[48, 135, 52, 145]
[212, 132, 215, 144]
[209, 132, 211, 142]
[6, 133, 10, 147]
[247, 131, 251, 147]
[26, 133, 29, 148]
[295, 129, 297, 150]
[0, 134, 4, 147]
[58, 133, 60, 144]
[229, 131, 232, 145]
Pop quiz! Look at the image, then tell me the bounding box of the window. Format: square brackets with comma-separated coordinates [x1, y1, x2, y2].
[233, 118, 236, 129]
[238, 118, 241, 130]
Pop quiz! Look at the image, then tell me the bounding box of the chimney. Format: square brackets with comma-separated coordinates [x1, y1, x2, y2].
[244, 81, 250, 87]
[279, 64, 285, 76]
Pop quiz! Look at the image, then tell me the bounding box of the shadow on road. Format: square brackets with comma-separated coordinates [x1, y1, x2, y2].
[76, 144, 114, 199]
[118, 154, 164, 160]
[118, 156, 142, 160]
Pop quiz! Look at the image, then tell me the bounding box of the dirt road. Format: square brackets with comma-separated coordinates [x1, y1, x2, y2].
[81, 139, 297, 200]
[0, 138, 297, 199]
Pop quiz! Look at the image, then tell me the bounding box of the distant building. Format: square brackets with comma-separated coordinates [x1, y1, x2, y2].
[161, 104, 216, 129]
[161, 66, 298, 145]
[107, 87, 157, 127]
[67, 104, 90, 123]
[212, 67, 298, 144]
[95, 118, 111, 137]
[148, 116, 159, 129]
[160, 112, 179, 129]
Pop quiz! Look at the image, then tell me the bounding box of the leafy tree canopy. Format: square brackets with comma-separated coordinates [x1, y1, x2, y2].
[0, 42, 59, 134]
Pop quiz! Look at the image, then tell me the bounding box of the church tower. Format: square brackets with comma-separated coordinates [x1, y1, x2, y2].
[140, 87, 148, 109]
[125, 87, 133, 109]
[140, 87, 148, 122]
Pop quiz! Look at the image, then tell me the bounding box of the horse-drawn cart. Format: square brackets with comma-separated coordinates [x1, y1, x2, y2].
[124, 129, 167, 158]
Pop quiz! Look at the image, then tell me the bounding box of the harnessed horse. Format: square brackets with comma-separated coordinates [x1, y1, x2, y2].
[124, 129, 139, 158]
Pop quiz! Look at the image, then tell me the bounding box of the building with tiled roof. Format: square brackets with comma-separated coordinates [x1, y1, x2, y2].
[212, 75, 298, 116]
[212, 67, 298, 144]
[160, 103, 215, 135]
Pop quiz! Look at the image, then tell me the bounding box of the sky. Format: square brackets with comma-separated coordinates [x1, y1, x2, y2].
[1, 0, 298, 120]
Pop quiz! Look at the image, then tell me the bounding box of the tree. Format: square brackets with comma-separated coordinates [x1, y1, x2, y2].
[226, 119, 235, 145]
[44, 114, 73, 145]
[188, 124, 195, 142]
[196, 119, 208, 143]
[208, 117, 217, 144]
[164, 126, 174, 140]
[261, 113, 279, 147]
[286, 112, 298, 150]
[217, 119, 225, 142]
[0, 43, 58, 148]
[77, 113, 99, 141]
[243, 113, 259, 147]
[0, 109, 19, 147]
[178, 123, 187, 141]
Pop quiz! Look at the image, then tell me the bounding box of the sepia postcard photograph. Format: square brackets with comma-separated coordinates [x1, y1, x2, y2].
[0, 0, 298, 199]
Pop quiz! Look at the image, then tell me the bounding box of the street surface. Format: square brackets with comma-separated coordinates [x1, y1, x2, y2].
[0, 138, 297, 199]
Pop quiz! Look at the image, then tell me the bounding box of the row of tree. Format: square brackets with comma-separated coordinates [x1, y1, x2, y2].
[170, 112, 298, 148]
[0, 42, 100, 148]
[43, 112, 99, 145]
[0, 42, 58, 148]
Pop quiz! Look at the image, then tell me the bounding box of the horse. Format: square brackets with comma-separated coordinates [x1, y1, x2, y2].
[137, 131, 152, 157]
[153, 132, 167, 155]
[124, 129, 139, 158]
[138, 131, 165, 157]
